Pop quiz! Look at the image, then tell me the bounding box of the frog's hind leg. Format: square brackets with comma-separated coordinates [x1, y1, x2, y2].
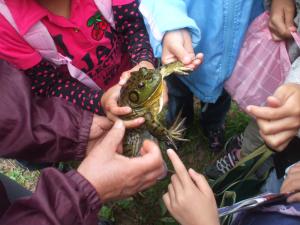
[144, 112, 188, 150]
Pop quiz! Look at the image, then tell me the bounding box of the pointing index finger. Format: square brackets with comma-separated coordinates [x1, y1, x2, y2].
[167, 149, 191, 185]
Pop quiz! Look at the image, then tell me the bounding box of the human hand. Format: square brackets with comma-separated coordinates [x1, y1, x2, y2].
[101, 84, 145, 128]
[78, 120, 166, 203]
[89, 114, 113, 140]
[163, 149, 219, 225]
[87, 114, 113, 154]
[269, 0, 296, 41]
[280, 163, 300, 202]
[162, 29, 203, 70]
[101, 61, 155, 128]
[247, 83, 300, 151]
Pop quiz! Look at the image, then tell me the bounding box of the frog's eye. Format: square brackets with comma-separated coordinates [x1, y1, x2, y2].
[138, 82, 145, 89]
[129, 91, 139, 103]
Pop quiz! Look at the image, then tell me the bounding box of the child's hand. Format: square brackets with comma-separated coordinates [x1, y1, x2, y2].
[101, 84, 145, 128]
[102, 61, 155, 128]
[163, 149, 219, 225]
[269, 0, 296, 41]
[162, 29, 203, 70]
[281, 163, 300, 202]
[247, 83, 300, 151]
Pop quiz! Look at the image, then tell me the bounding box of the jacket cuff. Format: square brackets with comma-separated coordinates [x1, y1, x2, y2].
[66, 170, 101, 211]
[74, 110, 94, 160]
[139, 1, 201, 57]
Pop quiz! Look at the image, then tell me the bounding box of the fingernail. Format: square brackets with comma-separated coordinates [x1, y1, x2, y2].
[119, 79, 126, 85]
[167, 149, 174, 155]
[114, 120, 123, 129]
[189, 168, 196, 174]
[125, 107, 132, 113]
[194, 59, 201, 65]
[137, 117, 145, 123]
[246, 105, 252, 112]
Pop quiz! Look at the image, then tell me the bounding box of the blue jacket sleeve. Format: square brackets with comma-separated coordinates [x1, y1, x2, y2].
[139, 0, 201, 57]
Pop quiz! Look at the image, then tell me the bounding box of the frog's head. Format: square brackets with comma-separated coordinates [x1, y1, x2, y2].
[120, 67, 162, 108]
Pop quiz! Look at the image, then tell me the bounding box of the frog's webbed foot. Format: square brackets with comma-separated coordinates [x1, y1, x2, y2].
[168, 113, 188, 143]
[160, 61, 193, 77]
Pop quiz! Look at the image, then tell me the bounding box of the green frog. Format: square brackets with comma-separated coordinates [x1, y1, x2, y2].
[119, 61, 193, 156]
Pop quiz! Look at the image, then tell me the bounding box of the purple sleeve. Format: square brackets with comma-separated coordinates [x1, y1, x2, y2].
[113, 1, 155, 66]
[0, 61, 92, 162]
[0, 169, 101, 225]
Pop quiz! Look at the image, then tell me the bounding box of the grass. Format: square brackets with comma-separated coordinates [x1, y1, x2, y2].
[0, 102, 250, 225]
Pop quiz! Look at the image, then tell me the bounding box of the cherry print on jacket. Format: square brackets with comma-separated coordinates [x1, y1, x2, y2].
[87, 12, 109, 41]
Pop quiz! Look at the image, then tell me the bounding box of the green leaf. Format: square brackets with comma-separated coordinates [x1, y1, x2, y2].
[87, 17, 96, 27]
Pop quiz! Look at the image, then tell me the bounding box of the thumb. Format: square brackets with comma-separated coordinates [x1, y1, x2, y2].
[94, 120, 125, 156]
[137, 140, 164, 172]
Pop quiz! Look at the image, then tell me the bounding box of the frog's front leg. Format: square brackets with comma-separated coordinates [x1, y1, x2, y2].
[123, 128, 156, 157]
[123, 129, 143, 157]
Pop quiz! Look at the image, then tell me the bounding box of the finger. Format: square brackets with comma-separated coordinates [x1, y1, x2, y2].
[273, 140, 292, 152]
[195, 52, 204, 60]
[189, 168, 214, 196]
[284, 7, 296, 35]
[119, 71, 131, 85]
[247, 105, 290, 120]
[182, 30, 195, 55]
[134, 140, 164, 174]
[162, 193, 172, 209]
[116, 143, 123, 154]
[123, 117, 145, 128]
[260, 129, 295, 151]
[89, 116, 113, 139]
[138, 178, 158, 192]
[92, 120, 125, 156]
[139, 164, 166, 184]
[257, 116, 300, 135]
[167, 149, 191, 185]
[168, 183, 176, 202]
[287, 193, 300, 203]
[271, 32, 284, 41]
[189, 53, 204, 70]
[269, 15, 290, 40]
[288, 164, 300, 174]
[107, 101, 132, 115]
[170, 43, 193, 65]
[162, 53, 178, 65]
[281, 173, 300, 193]
[170, 174, 184, 196]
